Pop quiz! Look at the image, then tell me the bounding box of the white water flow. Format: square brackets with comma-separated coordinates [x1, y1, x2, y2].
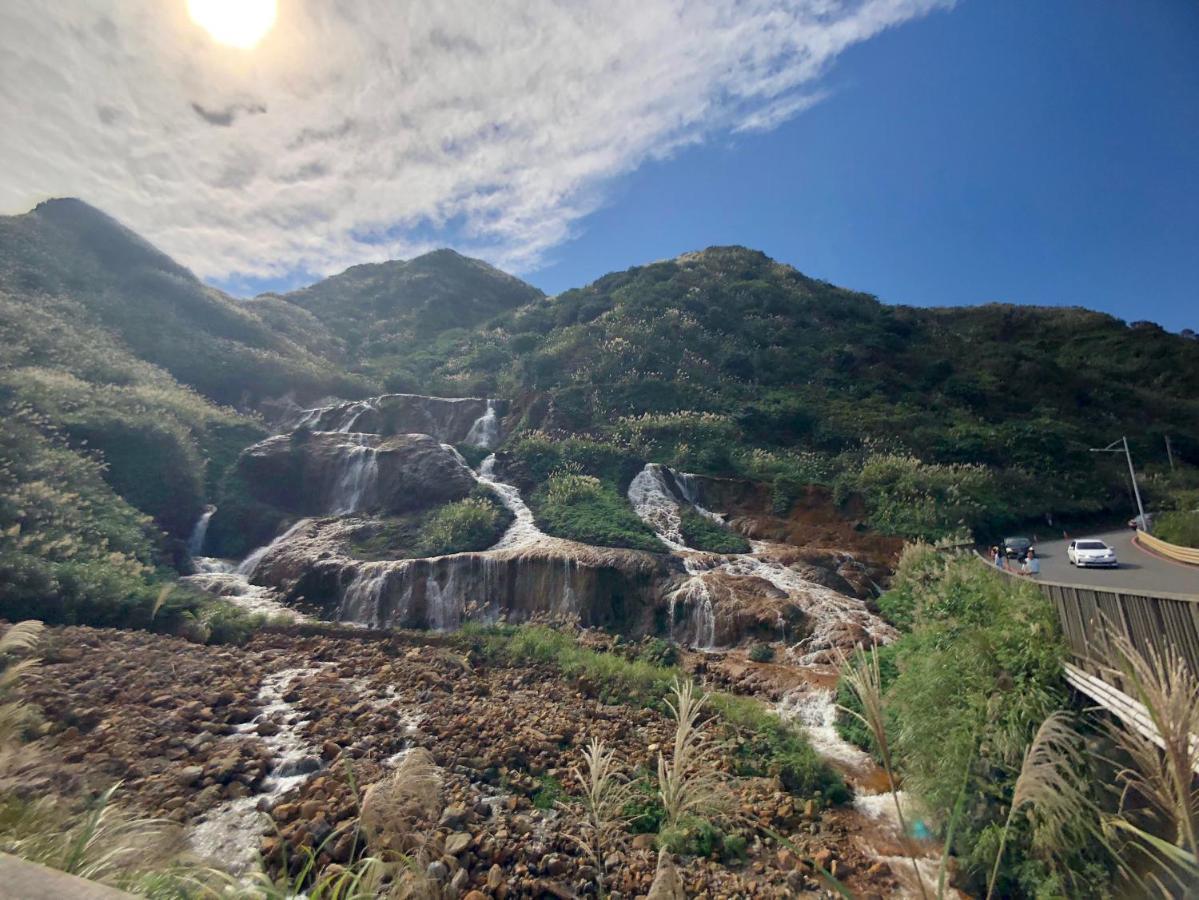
[778, 687, 946, 899]
[627, 463, 689, 549]
[188, 666, 326, 873]
[237, 519, 310, 578]
[188, 505, 217, 557]
[185, 517, 310, 620]
[336, 399, 376, 433]
[475, 454, 551, 550]
[464, 399, 501, 449]
[627, 462, 895, 657]
[328, 434, 380, 515]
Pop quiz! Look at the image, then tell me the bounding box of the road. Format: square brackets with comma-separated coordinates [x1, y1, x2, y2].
[1010, 528, 1199, 596]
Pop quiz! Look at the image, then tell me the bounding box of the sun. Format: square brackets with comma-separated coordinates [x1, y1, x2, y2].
[187, 0, 277, 50]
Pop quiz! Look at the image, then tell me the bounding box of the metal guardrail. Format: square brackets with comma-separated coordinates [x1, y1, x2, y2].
[1136, 529, 1199, 566]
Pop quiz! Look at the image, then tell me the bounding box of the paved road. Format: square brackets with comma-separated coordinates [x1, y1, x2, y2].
[1002, 529, 1199, 596]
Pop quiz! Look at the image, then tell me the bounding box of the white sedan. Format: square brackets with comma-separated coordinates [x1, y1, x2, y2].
[1067, 539, 1119, 568]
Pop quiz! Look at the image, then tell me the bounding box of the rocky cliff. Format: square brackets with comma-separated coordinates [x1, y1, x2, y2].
[235, 431, 476, 518]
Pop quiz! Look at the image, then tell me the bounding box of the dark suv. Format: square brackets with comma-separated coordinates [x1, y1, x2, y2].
[1002, 536, 1032, 559]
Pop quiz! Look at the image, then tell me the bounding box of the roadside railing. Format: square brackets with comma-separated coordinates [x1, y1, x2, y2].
[1136, 529, 1199, 566]
[978, 555, 1199, 681]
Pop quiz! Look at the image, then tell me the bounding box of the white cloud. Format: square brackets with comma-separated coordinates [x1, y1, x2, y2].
[0, 0, 949, 284]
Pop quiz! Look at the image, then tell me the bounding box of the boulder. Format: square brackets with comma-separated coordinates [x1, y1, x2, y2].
[235, 432, 475, 517]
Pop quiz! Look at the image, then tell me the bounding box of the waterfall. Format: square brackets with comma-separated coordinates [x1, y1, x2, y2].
[426, 567, 463, 631]
[236, 519, 310, 578]
[338, 563, 394, 627]
[187, 505, 217, 557]
[464, 399, 501, 449]
[474, 454, 550, 550]
[336, 399, 376, 433]
[627, 463, 688, 549]
[673, 471, 701, 506]
[328, 434, 380, 515]
[667, 562, 717, 649]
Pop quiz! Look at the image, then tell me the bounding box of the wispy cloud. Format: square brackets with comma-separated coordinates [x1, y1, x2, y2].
[0, 0, 949, 285]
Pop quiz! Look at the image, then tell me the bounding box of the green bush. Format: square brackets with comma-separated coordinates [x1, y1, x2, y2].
[747, 643, 775, 663]
[453, 443, 493, 470]
[847, 550, 1097, 896]
[679, 507, 750, 553]
[658, 816, 748, 862]
[531, 774, 566, 811]
[531, 473, 665, 552]
[1154, 510, 1199, 549]
[637, 637, 680, 667]
[623, 771, 666, 834]
[417, 496, 506, 556]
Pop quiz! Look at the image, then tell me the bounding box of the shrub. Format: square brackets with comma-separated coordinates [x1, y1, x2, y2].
[747, 644, 775, 663]
[850, 551, 1084, 896]
[679, 508, 750, 554]
[1154, 510, 1199, 549]
[416, 496, 505, 556]
[658, 816, 748, 862]
[531, 774, 566, 811]
[453, 443, 492, 470]
[531, 473, 665, 552]
[638, 638, 679, 667]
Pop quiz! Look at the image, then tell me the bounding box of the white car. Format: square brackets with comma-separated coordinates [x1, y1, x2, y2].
[1067, 539, 1119, 568]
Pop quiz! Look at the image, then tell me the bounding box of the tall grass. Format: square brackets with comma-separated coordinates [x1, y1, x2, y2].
[657, 679, 724, 831]
[984, 712, 1094, 900]
[1101, 634, 1199, 891]
[839, 645, 930, 900]
[568, 738, 635, 892]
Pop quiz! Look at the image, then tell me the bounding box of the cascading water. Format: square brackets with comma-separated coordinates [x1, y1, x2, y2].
[337, 399, 377, 433]
[327, 434, 379, 515]
[626, 462, 895, 657]
[338, 563, 396, 627]
[777, 687, 944, 897]
[464, 399, 501, 449]
[184, 519, 312, 621]
[188, 505, 217, 557]
[627, 463, 689, 549]
[474, 454, 550, 550]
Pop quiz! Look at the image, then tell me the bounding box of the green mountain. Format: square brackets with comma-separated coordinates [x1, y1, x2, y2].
[252, 248, 544, 391]
[400, 246, 1199, 536]
[2, 203, 1196, 625]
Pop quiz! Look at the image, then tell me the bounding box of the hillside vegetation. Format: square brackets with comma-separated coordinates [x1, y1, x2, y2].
[378, 247, 1198, 540]
[2, 200, 1196, 619]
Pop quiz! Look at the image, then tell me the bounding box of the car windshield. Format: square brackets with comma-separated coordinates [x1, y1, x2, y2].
[1004, 538, 1029, 546]
[1077, 541, 1108, 550]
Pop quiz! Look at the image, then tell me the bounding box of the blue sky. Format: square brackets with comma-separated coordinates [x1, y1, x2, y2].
[529, 0, 1199, 331]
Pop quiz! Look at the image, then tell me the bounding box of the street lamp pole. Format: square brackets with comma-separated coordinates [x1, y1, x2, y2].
[1090, 436, 1147, 530]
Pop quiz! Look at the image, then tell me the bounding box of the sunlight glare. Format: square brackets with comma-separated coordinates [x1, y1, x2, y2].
[187, 0, 277, 50]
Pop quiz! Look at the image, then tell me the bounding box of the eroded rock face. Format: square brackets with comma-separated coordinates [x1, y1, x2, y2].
[244, 517, 670, 635]
[236, 432, 475, 517]
[294, 394, 509, 446]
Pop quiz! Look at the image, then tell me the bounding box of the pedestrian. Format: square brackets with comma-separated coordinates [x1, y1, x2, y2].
[991, 546, 1005, 569]
[1022, 548, 1040, 577]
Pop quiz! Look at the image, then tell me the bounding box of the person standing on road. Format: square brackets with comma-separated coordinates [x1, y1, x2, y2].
[1022, 548, 1040, 577]
[992, 546, 1006, 569]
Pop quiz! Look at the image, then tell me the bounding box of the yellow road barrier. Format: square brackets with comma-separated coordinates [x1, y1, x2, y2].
[1137, 529, 1199, 566]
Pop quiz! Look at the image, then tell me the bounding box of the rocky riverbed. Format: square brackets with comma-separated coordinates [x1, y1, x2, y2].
[19, 624, 914, 898]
